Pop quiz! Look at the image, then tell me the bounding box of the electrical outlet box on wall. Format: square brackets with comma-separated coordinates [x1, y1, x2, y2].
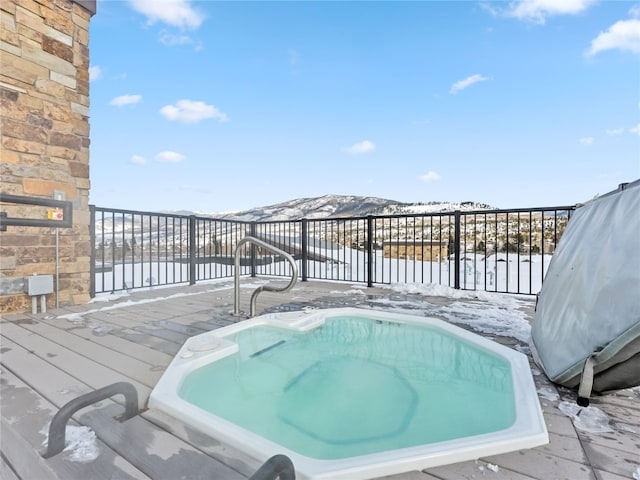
[26, 275, 54, 296]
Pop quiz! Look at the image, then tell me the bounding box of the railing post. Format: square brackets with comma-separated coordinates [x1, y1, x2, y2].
[250, 222, 257, 278]
[188, 215, 196, 285]
[366, 215, 374, 287]
[89, 204, 96, 298]
[454, 210, 461, 290]
[301, 219, 308, 282]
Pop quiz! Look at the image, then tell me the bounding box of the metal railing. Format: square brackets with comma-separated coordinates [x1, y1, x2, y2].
[1, 192, 73, 231]
[90, 205, 575, 296]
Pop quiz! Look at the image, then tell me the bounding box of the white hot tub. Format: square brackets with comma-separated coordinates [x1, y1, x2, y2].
[149, 307, 548, 479]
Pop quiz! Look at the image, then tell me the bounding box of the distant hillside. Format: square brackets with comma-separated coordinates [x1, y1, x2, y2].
[374, 200, 494, 216]
[205, 195, 493, 221]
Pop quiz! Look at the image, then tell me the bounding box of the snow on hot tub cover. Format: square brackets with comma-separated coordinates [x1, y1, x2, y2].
[530, 179, 640, 401]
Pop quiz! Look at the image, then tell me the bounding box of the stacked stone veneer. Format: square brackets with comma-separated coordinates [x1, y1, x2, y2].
[0, 0, 95, 313]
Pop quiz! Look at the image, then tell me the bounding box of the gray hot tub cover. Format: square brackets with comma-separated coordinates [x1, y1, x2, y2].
[530, 180, 640, 404]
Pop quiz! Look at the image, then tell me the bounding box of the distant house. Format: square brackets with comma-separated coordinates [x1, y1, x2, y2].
[383, 241, 448, 263]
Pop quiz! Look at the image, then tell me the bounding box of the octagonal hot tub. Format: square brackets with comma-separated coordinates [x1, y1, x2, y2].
[148, 307, 548, 479]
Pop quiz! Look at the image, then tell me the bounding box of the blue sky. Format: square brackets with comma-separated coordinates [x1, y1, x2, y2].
[88, 0, 640, 213]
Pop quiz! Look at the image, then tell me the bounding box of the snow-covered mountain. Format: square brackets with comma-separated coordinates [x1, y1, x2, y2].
[207, 195, 493, 221]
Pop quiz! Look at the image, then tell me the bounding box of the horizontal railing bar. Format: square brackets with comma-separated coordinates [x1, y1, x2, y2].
[90, 206, 576, 224]
[1, 192, 73, 230]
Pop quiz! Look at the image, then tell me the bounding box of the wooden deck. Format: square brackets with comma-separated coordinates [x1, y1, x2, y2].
[1, 279, 638, 480]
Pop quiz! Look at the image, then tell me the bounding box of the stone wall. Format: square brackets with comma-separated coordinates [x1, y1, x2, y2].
[0, 0, 96, 313]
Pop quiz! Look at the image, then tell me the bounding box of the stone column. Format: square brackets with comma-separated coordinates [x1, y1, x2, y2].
[1, 0, 96, 313]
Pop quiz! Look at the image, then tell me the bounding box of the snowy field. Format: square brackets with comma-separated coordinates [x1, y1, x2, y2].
[95, 250, 553, 295]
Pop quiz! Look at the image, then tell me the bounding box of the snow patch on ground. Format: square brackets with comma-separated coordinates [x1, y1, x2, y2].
[381, 283, 534, 343]
[333, 288, 367, 295]
[91, 291, 131, 302]
[537, 386, 560, 402]
[558, 401, 614, 433]
[385, 282, 531, 305]
[62, 282, 236, 322]
[478, 463, 500, 473]
[439, 301, 531, 343]
[42, 424, 99, 463]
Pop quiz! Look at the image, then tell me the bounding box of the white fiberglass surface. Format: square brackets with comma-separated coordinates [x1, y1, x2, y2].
[149, 308, 548, 480]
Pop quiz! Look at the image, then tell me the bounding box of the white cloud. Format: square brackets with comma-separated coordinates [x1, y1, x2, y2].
[128, 0, 204, 30]
[345, 140, 376, 155]
[419, 171, 442, 182]
[630, 123, 640, 136]
[89, 65, 102, 81]
[579, 137, 595, 145]
[130, 155, 146, 165]
[155, 151, 186, 163]
[157, 31, 203, 50]
[160, 100, 228, 123]
[480, 2, 501, 18]
[586, 19, 640, 57]
[159, 31, 194, 46]
[630, 5, 640, 18]
[504, 0, 596, 24]
[109, 94, 142, 107]
[605, 128, 624, 135]
[450, 74, 489, 94]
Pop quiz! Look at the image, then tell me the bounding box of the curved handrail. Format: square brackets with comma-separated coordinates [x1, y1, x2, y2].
[234, 236, 298, 317]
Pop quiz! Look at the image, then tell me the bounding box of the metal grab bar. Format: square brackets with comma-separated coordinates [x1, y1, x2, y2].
[1, 192, 73, 231]
[248, 454, 296, 480]
[43, 382, 139, 458]
[234, 236, 298, 317]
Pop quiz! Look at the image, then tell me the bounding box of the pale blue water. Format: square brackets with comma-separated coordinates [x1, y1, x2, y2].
[179, 315, 515, 460]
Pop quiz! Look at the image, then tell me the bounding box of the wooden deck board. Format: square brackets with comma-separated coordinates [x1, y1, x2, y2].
[424, 458, 539, 479]
[109, 329, 181, 357]
[145, 319, 209, 336]
[1, 366, 150, 480]
[53, 323, 174, 367]
[0, 454, 20, 480]
[1, 337, 244, 480]
[2, 280, 638, 480]
[6, 320, 164, 389]
[482, 448, 597, 479]
[141, 408, 259, 477]
[77, 404, 245, 480]
[581, 441, 640, 478]
[1, 418, 61, 480]
[1, 326, 152, 407]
